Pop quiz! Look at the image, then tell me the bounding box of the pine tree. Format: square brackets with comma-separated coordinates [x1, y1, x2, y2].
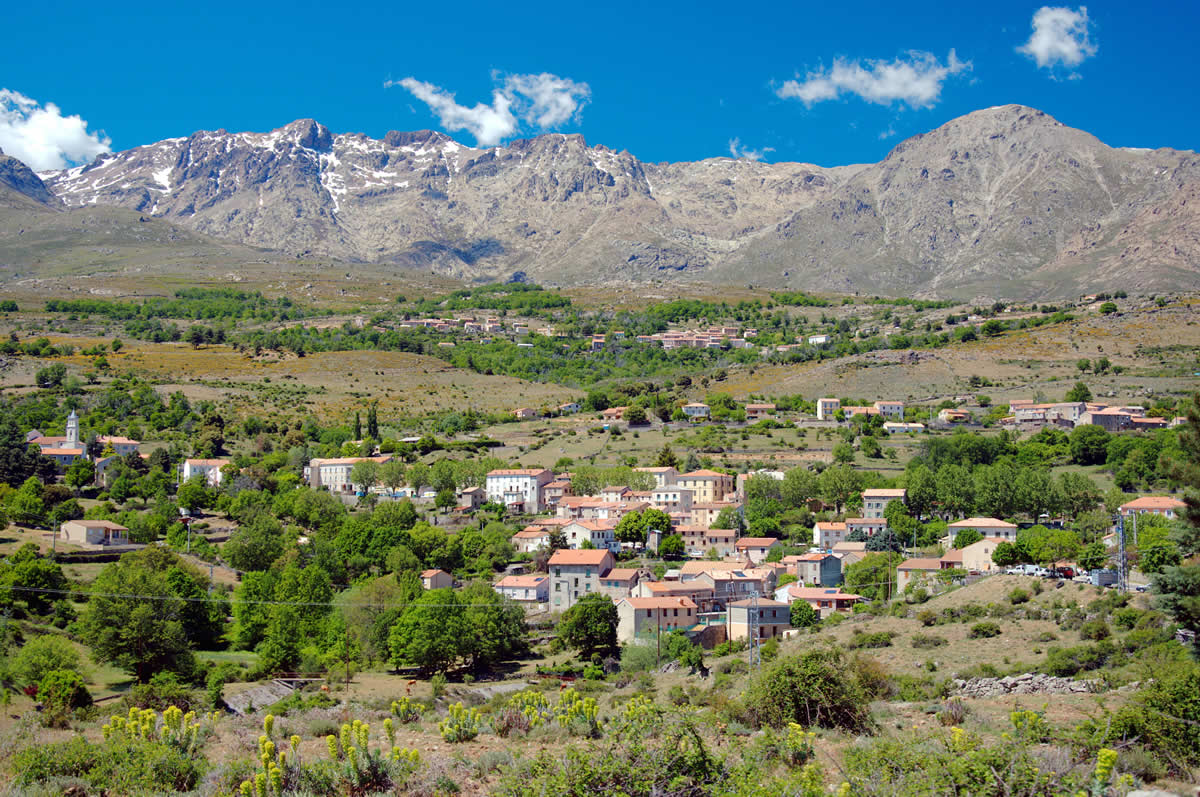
[367, 402, 379, 440]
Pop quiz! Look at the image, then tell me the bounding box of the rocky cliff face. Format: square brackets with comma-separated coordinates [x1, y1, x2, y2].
[0, 148, 59, 208]
[34, 106, 1200, 298]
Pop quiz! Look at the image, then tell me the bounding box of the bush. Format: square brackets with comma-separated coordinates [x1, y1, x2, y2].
[1111, 607, 1141, 629]
[37, 669, 92, 712]
[1079, 619, 1111, 641]
[12, 635, 81, 685]
[911, 634, 948, 649]
[745, 647, 874, 733]
[847, 631, 895, 649]
[12, 735, 202, 793]
[967, 622, 1001, 639]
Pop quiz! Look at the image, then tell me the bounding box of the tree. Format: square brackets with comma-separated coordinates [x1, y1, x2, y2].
[844, 552, 902, 602]
[641, 508, 673, 539]
[78, 551, 194, 682]
[461, 580, 528, 670]
[659, 534, 685, 559]
[832, 442, 855, 466]
[654, 444, 679, 469]
[556, 593, 617, 658]
[388, 588, 466, 675]
[781, 467, 818, 508]
[379, 460, 407, 494]
[614, 512, 648, 546]
[1065, 382, 1093, 403]
[63, 458, 95, 494]
[935, 464, 973, 519]
[819, 466, 862, 515]
[350, 459, 379, 493]
[35, 363, 67, 389]
[905, 465, 936, 518]
[790, 600, 819, 628]
[1077, 541, 1109, 572]
[367, 402, 379, 440]
[953, 529, 983, 549]
[1069, 425, 1111, 466]
[222, 514, 285, 572]
[991, 541, 1021, 568]
[865, 528, 905, 554]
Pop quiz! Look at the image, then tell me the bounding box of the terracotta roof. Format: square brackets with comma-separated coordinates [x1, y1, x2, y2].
[784, 585, 863, 601]
[1120, 496, 1185, 511]
[898, 557, 943, 570]
[548, 549, 612, 566]
[947, 517, 1017, 528]
[604, 568, 640, 581]
[512, 530, 549, 539]
[621, 597, 698, 609]
[495, 575, 548, 588]
[66, 519, 127, 530]
[735, 537, 781, 548]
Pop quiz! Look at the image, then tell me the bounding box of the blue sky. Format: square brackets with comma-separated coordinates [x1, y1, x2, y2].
[2, 1, 1197, 170]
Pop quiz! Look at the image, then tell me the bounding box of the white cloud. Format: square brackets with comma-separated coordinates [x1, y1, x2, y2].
[0, 89, 110, 171]
[386, 72, 591, 147]
[776, 50, 971, 109]
[387, 78, 517, 147]
[503, 73, 591, 128]
[1018, 6, 1097, 69]
[728, 138, 774, 161]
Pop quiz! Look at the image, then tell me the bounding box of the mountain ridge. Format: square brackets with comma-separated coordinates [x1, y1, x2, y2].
[14, 104, 1200, 299]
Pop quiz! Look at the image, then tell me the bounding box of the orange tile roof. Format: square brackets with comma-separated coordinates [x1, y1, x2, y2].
[548, 549, 612, 566]
[1121, 496, 1185, 511]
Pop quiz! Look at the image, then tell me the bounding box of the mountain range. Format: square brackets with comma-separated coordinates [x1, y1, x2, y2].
[2, 104, 1198, 299]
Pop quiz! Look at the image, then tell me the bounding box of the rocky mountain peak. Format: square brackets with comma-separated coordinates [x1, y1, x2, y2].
[275, 119, 333, 151]
[31, 106, 1200, 298]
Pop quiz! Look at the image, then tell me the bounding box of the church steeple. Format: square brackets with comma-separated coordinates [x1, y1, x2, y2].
[66, 409, 79, 446]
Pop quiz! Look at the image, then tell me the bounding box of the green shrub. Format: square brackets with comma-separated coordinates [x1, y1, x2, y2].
[12, 735, 202, 793]
[745, 647, 874, 733]
[847, 631, 895, 649]
[967, 622, 1001, 639]
[12, 635, 81, 686]
[1079, 619, 1111, 641]
[37, 669, 91, 712]
[911, 634, 947, 649]
[1111, 607, 1141, 629]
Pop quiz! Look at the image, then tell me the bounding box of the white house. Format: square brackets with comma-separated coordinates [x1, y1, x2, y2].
[306, 456, 393, 493]
[494, 575, 549, 603]
[485, 468, 554, 513]
[815, 398, 840, 421]
[182, 458, 232, 488]
[812, 521, 848, 548]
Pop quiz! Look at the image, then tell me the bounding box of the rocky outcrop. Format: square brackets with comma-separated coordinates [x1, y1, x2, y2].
[952, 673, 1098, 697]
